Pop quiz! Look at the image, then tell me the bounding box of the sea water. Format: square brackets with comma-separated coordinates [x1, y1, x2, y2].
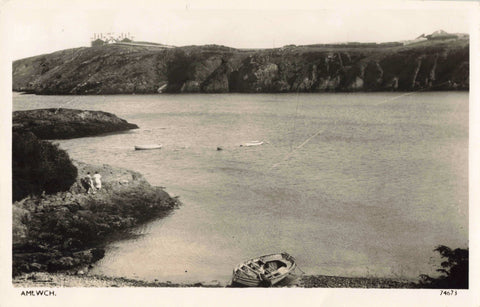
[13, 92, 468, 285]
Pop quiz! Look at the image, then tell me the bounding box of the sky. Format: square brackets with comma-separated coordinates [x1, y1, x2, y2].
[1, 0, 477, 60]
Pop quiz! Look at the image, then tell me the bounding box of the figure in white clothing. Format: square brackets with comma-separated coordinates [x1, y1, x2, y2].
[81, 172, 95, 194]
[93, 171, 102, 190]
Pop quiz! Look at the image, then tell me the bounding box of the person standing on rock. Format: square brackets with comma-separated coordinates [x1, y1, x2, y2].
[93, 171, 102, 191]
[82, 172, 95, 194]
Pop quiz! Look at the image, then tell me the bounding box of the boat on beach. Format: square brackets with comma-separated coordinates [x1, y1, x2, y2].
[231, 252, 297, 287]
[134, 144, 162, 150]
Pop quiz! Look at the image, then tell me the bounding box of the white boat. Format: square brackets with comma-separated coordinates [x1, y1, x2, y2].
[241, 141, 264, 147]
[232, 252, 297, 287]
[134, 144, 162, 150]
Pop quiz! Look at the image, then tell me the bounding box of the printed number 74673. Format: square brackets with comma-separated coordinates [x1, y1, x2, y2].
[440, 290, 458, 296]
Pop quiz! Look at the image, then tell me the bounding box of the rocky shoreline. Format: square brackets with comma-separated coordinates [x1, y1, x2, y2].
[13, 161, 180, 276]
[11, 108, 181, 280]
[13, 272, 219, 288]
[12, 272, 417, 288]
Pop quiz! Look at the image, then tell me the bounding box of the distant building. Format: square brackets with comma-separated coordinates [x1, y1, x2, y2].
[90, 32, 134, 47]
[426, 30, 458, 40]
[91, 38, 105, 47]
[402, 30, 468, 45]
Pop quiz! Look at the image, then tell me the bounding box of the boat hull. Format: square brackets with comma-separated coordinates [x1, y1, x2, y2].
[134, 144, 162, 150]
[241, 141, 264, 147]
[231, 252, 296, 287]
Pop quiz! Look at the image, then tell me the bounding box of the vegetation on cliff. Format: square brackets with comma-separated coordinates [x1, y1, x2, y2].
[12, 38, 469, 95]
[12, 131, 78, 201]
[418, 245, 468, 289]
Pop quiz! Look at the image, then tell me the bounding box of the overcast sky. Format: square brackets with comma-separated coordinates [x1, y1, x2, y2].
[1, 0, 477, 60]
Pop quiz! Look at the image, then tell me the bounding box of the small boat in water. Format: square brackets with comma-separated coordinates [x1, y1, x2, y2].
[241, 141, 264, 147]
[232, 252, 296, 287]
[134, 144, 162, 150]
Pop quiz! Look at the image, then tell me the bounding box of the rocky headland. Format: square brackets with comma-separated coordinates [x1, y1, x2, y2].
[12, 34, 469, 95]
[12, 108, 179, 278]
[13, 108, 138, 139]
[12, 160, 180, 276]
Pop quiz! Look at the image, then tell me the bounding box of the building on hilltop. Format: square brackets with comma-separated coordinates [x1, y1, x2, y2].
[402, 30, 468, 45]
[426, 30, 460, 40]
[90, 32, 134, 47]
[91, 38, 105, 47]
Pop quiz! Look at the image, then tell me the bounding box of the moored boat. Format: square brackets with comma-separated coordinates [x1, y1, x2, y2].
[232, 252, 296, 287]
[241, 141, 264, 147]
[134, 144, 162, 150]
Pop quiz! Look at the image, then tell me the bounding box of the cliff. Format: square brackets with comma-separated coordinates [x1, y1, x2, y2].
[13, 108, 138, 139]
[12, 39, 469, 94]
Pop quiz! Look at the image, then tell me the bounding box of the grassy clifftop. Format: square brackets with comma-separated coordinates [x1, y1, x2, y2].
[12, 39, 469, 94]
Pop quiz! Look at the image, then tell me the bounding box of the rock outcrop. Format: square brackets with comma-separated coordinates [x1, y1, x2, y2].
[12, 38, 469, 95]
[13, 108, 138, 139]
[11, 109, 176, 277]
[12, 161, 180, 276]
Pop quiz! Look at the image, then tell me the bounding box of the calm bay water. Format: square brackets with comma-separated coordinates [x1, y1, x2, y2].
[13, 92, 468, 285]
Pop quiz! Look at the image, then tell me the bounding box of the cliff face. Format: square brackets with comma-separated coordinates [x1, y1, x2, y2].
[13, 108, 139, 139]
[12, 40, 469, 94]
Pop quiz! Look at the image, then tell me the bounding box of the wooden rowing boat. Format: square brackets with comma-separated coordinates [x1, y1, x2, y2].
[134, 144, 162, 150]
[231, 252, 296, 287]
